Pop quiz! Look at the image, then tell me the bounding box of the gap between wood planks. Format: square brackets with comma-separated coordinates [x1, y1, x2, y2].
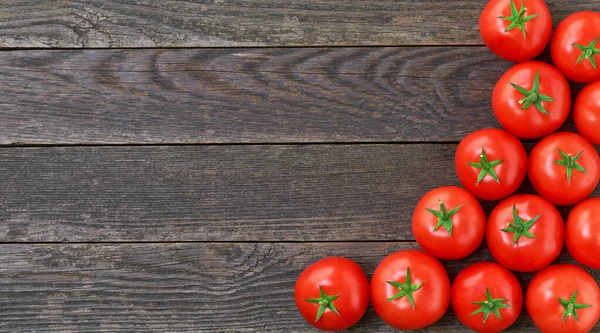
[0, 141, 461, 148]
[0, 44, 487, 52]
[0, 240, 419, 245]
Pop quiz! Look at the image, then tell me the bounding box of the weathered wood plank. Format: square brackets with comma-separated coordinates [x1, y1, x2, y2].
[1, 1, 597, 48]
[1, 0, 481, 48]
[0, 144, 454, 242]
[1, 145, 595, 242]
[0, 242, 594, 332]
[1, 47, 578, 145]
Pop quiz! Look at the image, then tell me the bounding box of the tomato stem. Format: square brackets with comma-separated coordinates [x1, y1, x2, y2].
[519, 92, 538, 105]
[510, 71, 554, 115]
[552, 149, 587, 183]
[573, 36, 600, 70]
[386, 267, 423, 310]
[501, 205, 539, 245]
[559, 290, 592, 322]
[470, 288, 511, 323]
[497, 0, 539, 39]
[467, 147, 503, 185]
[303, 286, 341, 322]
[425, 200, 462, 236]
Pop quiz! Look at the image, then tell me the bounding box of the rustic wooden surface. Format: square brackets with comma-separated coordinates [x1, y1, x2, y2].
[1, 144, 597, 243]
[1, 47, 585, 144]
[0, 242, 594, 332]
[0, 0, 598, 48]
[2, 0, 600, 332]
[1, 47, 514, 144]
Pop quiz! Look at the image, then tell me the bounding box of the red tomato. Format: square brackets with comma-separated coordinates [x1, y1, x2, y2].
[486, 194, 563, 272]
[551, 11, 600, 83]
[574, 81, 600, 145]
[566, 198, 600, 269]
[412, 186, 486, 260]
[528, 132, 599, 206]
[492, 61, 571, 139]
[479, 0, 552, 62]
[455, 128, 527, 201]
[527, 264, 600, 333]
[371, 250, 450, 330]
[294, 257, 369, 331]
[452, 262, 522, 333]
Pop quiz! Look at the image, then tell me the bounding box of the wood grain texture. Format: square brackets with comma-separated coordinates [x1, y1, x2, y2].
[1, 144, 595, 243]
[1, 0, 481, 48]
[1, 1, 598, 48]
[2, 242, 596, 332]
[2, 46, 581, 145]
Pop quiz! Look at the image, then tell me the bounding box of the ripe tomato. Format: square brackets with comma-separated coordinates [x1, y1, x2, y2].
[486, 194, 563, 272]
[412, 186, 486, 260]
[527, 264, 600, 333]
[528, 132, 599, 206]
[551, 11, 600, 83]
[294, 257, 369, 331]
[452, 262, 522, 333]
[479, 0, 552, 62]
[455, 128, 527, 201]
[371, 250, 450, 330]
[566, 198, 600, 269]
[574, 81, 600, 145]
[492, 61, 571, 139]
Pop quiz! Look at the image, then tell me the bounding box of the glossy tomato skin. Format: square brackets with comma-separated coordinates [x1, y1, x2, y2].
[551, 12, 600, 83]
[566, 198, 600, 269]
[528, 132, 600, 206]
[452, 262, 522, 333]
[479, 0, 552, 62]
[455, 128, 527, 201]
[574, 81, 600, 145]
[492, 61, 571, 139]
[412, 186, 486, 260]
[294, 257, 369, 331]
[371, 250, 450, 330]
[527, 264, 600, 333]
[486, 194, 563, 272]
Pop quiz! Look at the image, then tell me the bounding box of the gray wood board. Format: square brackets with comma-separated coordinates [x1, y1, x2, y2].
[1, 242, 593, 332]
[1, 47, 580, 145]
[1, 144, 592, 242]
[1, 1, 597, 48]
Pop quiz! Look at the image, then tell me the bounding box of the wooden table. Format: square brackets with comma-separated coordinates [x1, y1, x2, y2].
[1, 1, 599, 331]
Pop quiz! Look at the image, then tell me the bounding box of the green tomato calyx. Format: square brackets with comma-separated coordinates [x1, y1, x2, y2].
[573, 37, 600, 69]
[498, 0, 539, 39]
[559, 290, 592, 322]
[510, 71, 554, 115]
[303, 286, 341, 322]
[553, 149, 587, 183]
[470, 288, 511, 323]
[501, 205, 540, 246]
[467, 147, 504, 185]
[425, 200, 462, 236]
[386, 267, 423, 310]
